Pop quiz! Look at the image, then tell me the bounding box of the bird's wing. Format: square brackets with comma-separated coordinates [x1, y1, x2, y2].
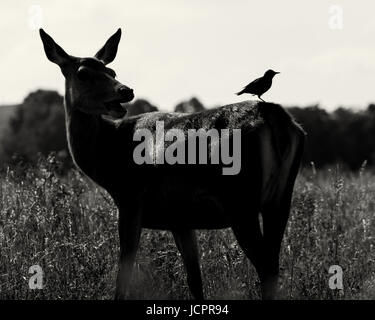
[244, 77, 262, 92]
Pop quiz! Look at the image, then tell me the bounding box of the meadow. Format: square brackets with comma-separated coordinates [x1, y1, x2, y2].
[0, 155, 374, 300]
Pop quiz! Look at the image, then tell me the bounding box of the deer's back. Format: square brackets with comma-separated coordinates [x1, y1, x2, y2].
[124, 100, 264, 133]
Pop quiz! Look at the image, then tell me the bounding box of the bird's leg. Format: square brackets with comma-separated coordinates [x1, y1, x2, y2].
[258, 96, 266, 102]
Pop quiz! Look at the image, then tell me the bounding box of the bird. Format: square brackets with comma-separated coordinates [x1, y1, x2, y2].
[236, 69, 280, 102]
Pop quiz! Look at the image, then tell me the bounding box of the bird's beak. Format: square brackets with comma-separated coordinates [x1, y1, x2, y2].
[275, 72, 280, 74]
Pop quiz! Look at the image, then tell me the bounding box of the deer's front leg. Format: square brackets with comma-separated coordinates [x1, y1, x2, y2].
[115, 209, 141, 300]
[172, 229, 204, 300]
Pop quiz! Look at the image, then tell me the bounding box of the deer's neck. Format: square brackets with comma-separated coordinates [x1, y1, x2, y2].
[64, 96, 103, 179]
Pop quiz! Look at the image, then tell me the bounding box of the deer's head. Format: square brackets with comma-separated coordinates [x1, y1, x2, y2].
[40, 28, 134, 118]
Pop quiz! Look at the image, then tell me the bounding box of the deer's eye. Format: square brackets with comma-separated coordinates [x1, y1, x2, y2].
[77, 66, 90, 81]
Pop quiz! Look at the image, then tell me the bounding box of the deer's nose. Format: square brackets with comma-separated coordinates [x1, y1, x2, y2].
[118, 86, 134, 99]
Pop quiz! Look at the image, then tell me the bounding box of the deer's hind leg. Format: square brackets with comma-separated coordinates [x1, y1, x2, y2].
[260, 134, 304, 300]
[231, 210, 275, 299]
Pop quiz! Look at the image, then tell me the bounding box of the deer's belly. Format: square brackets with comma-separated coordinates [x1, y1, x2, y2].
[140, 187, 232, 230]
[141, 212, 232, 230]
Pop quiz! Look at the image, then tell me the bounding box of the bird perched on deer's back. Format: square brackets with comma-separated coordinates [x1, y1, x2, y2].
[236, 69, 280, 102]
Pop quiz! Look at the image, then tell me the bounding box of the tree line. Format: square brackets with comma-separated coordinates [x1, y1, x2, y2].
[1, 89, 374, 170]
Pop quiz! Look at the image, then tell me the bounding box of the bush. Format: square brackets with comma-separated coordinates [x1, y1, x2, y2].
[1, 90, 68, 165]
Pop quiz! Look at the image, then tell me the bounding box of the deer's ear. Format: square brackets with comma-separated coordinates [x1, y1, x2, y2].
[95, 28, 121, 65]
[39, 29, 70, 66]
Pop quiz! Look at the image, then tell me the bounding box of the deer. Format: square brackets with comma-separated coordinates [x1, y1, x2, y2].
[39, 28, 305, 300]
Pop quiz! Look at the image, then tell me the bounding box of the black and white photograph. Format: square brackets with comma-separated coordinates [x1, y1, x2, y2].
[1, 0, 375, 314]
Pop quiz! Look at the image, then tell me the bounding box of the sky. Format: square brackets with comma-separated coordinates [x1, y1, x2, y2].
[1, 0, 375, 111]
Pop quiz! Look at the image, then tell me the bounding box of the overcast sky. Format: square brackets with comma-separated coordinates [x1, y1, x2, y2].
[1, 0, 375, 111]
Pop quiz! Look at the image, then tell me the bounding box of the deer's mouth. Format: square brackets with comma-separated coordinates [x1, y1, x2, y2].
[104, 99, 129, 118]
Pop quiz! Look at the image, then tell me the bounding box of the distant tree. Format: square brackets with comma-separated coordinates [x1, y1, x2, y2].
[368, 103, 375, 115]
[125, 99, 158, 117]
[1, 90, 68, 164]
[2, 89, 375, 171]
[288, 105, 337, 167]
[361, 104, 375, 166]
[289, 104, 375, 170]
[174, 97, 205, 113]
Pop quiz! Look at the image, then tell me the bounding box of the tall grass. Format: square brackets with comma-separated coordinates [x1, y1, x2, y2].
[0, 156, 374, 299]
